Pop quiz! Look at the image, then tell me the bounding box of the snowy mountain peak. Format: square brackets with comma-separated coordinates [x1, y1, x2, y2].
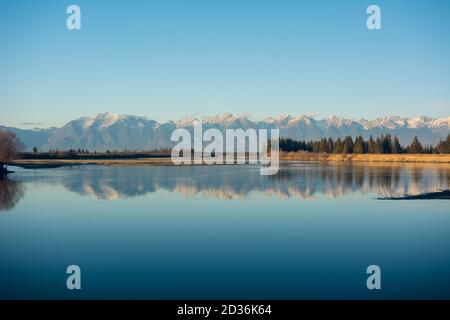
[323, 116, 355, 128]
[97, 111, 120, 119]
[175, 117, 199, 127]
[406, 116, 434, 129]
[204, 113, 236, 124]
[369, 116, 407, 129]
[431, 116, 450, 127]
[287, 114, 316, 127]
[96, 112, 122, 128]
[77, 112, 123, 129]
[264, 114, 292, 125]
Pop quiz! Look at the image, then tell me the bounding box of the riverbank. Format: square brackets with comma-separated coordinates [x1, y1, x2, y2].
[10, 158, 175, 169]
[8, 153, 450, 169]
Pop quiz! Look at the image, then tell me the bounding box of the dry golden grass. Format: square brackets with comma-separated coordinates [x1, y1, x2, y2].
[280, 151, 450, 163]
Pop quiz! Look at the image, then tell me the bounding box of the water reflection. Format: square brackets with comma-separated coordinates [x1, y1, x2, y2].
[5, 162, 449, 202]
[0, 179, 25, 211]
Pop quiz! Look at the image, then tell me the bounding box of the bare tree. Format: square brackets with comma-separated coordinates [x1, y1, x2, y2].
[0, 131, 24, 178]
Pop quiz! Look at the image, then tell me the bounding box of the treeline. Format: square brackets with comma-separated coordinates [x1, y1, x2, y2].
[21, 148, 172, 160]
[280, 134, 450, 154]
[18, 134, 450, 158]
[44, 148, 172, 155]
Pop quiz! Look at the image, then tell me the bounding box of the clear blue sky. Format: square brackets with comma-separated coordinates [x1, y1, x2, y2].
[1, 0, 449, 128]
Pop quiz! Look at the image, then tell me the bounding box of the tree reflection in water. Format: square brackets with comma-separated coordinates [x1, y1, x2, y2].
[0, 179, 25, 211]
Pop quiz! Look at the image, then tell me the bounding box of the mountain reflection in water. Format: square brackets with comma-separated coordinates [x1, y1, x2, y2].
[3, 162, 449, 205]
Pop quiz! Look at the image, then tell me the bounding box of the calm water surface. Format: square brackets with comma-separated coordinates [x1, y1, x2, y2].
[0, 162, 449, 299]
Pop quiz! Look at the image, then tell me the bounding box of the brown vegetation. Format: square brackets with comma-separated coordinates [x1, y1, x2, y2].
[280, 151, 450, 163]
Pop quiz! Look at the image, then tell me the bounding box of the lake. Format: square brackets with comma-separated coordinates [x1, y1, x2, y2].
[0, 162, 449, 299]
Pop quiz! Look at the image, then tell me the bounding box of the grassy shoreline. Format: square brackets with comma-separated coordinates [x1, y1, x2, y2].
[7, 153, 450, 169]
[280, 152, 450, 163]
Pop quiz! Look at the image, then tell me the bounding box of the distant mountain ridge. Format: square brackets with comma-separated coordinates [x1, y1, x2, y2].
[2, 112, 450, 151]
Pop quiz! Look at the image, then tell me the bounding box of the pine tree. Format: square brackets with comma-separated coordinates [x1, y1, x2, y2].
[353, 136, 364, 154]
[328, 138, 334, 153]
[368, 135, 376, 154]
[391, 136, 402, 154]
[334, 138, 343, 153]
[409, 136, 423, 154]
[342, 136, 354, 154]
[436, 134, 450, 154]
[383, 134, 393, 154]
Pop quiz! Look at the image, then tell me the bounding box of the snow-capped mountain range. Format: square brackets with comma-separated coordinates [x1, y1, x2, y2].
[2, 112, 450, 151]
